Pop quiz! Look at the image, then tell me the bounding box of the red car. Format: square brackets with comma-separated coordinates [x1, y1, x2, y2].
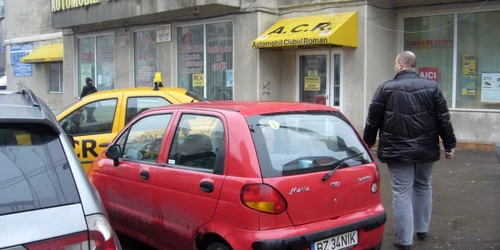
[87, 101, 385, 250]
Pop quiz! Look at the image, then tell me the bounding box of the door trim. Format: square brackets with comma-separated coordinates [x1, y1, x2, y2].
[295, 50, 330, 104]
[330, 49, 344, 111]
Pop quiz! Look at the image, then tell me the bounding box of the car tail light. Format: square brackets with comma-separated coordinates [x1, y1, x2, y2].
[24, 232, 90, 250]
[372, 167, 381, 194]
[87, 214, 120, 250]
[241, 184, 287, 214]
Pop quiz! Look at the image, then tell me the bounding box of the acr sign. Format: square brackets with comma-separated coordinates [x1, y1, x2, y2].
[419, 67, 439, 83]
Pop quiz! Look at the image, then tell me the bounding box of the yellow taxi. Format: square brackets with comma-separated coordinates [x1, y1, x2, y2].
[56, 86, 206, 172]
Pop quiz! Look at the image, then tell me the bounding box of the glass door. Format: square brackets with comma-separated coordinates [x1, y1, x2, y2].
[298, 53, 329, 105]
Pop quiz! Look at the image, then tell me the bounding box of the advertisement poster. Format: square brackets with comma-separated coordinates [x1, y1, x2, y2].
[481, 73, 500, 103]
[97, 36, 115, 90]
[134, 30, 158, 87]
[304, 76, 320, 91]
[156, 24, 171, 43]
[418, 67, 439, 83]
[177, 25, 205, 93]
[11, 43, 33, 77]
[461, 75, 476, 96]
[80, 64, 92, 85]
[462, 54, 476, 75]
[192, 74, 204, 87]
[226, 70, 233, 87]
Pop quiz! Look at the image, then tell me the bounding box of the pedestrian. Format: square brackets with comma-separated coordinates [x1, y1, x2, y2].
[80, 77, 97, 123]
[363, 51, 457, 250]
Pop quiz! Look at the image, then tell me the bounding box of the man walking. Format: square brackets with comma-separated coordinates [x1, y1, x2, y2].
[80, 77, 97, 123]
[363, 51, 456, 249]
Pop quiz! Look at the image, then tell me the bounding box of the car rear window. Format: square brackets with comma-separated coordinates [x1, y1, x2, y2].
[0, 124, 80, 216]
[247, 112, 372, 177]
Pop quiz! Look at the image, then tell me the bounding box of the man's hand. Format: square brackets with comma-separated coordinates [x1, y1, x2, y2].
[445, 148, 455, 159]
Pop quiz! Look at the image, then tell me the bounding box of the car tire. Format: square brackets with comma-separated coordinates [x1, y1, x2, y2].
[206, 242, 232, 250]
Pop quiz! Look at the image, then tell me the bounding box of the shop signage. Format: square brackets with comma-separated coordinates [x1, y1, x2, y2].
[157, 24, 172, 43]
[11, 43, 33, 77]
[418, 67, 439, 83]
[405, 38, 452, 47]
[481, 73, 500, 103]
[304, 76, 320, 91]
[52, 0, 110, 12]
[192, 74, 204, 87]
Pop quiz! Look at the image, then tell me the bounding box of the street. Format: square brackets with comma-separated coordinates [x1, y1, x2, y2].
[119, 149, 500, 250]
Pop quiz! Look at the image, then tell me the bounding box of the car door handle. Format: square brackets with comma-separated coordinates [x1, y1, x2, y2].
[99, 142, 110, 148]
[139, 170, 150, 180]
[200, 181, 214, 193]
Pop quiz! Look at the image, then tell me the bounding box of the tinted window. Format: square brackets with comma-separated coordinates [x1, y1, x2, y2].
[60, 99, 117, 136]
[0, 124, 80, 216]
[247, 113, 372, 177]
[125, 97, 170, 125]
[168, 114, 225, 172]
[122, 114, 172, 162]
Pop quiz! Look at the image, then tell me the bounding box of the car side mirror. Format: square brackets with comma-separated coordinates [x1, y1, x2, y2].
[67, 135, 75, 148]
[105, 144, 122, 167]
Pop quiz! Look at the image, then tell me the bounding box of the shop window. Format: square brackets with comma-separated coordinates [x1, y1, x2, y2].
[404, 15, 454, 105]
[49, 62, 63, 93]
[456, 11, 500, 109]
[177, 21, 233, 100]
[77, 35, 115, 94]
[134, 30, 158, 87]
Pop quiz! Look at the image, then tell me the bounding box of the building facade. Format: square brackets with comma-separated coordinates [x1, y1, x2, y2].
[50, 0, 499, 148]
[5, 0, 63, 108]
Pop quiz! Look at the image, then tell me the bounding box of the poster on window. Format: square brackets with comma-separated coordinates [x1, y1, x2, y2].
[206, 22, 233, 100]
[80, 64, 92, 84]
[97, 36, 115, 90]
[462, 54, 476, 75]
[177, 25, 205, 94]
[11, 43, 33, 77]
[461, 75, 476, 96]
[134, 30, 158, 87]
[481, 73, 500, 103]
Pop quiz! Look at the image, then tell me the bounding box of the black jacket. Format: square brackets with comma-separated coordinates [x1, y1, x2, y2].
[363, 70, 456, 163]
[80, 85, 97, 98]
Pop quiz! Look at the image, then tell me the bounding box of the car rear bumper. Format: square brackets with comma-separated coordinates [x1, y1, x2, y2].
[224, 204, 385, 250]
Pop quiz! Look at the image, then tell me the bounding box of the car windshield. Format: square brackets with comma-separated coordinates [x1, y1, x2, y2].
[247, 112, 372, 177]
[0, 123, 80, 216]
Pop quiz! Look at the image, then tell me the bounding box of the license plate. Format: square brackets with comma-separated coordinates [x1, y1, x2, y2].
[312, 230, 358, 250]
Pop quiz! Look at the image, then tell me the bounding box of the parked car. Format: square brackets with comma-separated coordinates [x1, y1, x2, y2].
[0, 88, 121, 249]
[0, 75, 7, 90]
[87, 101, 386, 250]
[56, 86, 207, 172]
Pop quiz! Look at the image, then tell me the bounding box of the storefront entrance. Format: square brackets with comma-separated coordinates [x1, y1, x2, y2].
[297, 50, 343, 110]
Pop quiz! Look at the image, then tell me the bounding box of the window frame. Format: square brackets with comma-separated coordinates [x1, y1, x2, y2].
[400, 8, 500, 112]
[133, 29, 159, 87]
[48, 62, 63, 93]
[119, 113, 174, 165]
[60, 98, 118, 137]
[166, 111, 227, 175]
[75, 33, 115, 97]
[173, 20, 235, 100]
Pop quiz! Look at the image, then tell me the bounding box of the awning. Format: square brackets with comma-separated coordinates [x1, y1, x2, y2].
[252, 12, 358, 49]
[20, 44, 63, 63]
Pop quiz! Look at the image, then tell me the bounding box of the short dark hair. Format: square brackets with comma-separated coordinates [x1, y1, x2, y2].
[397, 51, 417, 68]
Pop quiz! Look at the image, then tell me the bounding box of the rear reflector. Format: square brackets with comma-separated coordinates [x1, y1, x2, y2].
[24, 232, 89, 250]
[241, 184, 287, 214]
[87, 214, 120, 250]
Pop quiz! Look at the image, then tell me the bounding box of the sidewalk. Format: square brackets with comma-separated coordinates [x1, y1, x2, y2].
[376, 149, 500, 250]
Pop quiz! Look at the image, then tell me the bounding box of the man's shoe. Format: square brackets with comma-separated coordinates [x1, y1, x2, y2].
[394, 242, 411, 250]
[417, 232, 428, 240]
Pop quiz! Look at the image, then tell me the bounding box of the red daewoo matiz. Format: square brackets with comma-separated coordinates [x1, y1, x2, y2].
[87, 101, 385, 250]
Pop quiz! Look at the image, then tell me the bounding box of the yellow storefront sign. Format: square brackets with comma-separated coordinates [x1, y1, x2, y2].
[20, 44, 63, 63]
[52, 0, 104, 12]
[304, 77, 320, 91]
[193, 74, 205, 87]
[252, 12, 358, 49]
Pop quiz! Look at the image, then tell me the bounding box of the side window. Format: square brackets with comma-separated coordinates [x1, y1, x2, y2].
[121, 114, 172, 163]
[60, 99, 117, 136]
[168, 114, 225, 172]
[125, 97, 170, 125]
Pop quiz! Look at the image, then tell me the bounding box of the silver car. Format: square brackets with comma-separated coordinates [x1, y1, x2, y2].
[0, 88, 121, 250]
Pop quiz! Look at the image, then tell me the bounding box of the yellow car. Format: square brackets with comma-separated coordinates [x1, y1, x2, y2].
[56, 87, 206, 172]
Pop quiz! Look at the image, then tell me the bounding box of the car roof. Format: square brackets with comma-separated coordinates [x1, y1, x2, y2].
[145, 101, 339, 117]
[0, 89, 60, 130]
[84, 87, 188, 96]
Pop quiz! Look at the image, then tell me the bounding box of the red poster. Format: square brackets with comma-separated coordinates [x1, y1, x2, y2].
[419, 67, 439, 83]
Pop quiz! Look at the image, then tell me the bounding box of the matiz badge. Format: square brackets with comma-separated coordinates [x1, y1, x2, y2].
[358, 176, 372, 182]
[288, 186, 309, 195]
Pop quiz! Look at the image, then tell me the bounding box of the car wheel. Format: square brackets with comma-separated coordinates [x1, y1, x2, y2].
[206, 242, 232, 250]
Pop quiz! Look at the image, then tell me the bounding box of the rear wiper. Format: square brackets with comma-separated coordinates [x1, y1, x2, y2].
[321, 152, 365, 182]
